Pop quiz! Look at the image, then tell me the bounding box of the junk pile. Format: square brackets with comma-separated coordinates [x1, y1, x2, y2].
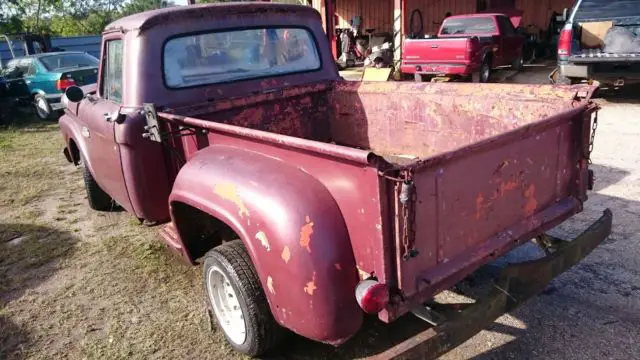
[603, 27, 640, 53]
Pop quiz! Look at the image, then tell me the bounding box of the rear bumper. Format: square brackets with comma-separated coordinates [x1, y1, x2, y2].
[400, 63, 476, 76]
[559, 61, 640, 84]
[372, 208, 612, 360]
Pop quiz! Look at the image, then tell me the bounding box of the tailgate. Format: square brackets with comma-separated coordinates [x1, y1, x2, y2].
[394, 92, 596, 303]
[403, 38, 471, 64]
[60, 66, 99, 87]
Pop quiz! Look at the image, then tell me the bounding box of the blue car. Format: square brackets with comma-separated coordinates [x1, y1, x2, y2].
[3, 51, 99, 120]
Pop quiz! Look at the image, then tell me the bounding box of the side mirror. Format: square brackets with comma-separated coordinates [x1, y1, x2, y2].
[65, 85, 84, 103]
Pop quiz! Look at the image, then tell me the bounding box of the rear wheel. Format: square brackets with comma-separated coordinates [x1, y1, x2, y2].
[81, 156, 113, 211]
[511, 52, 524, 71]
[33, 94, 55, 121]
[203, 240, 284, 356]
[473, 58, 492, 83]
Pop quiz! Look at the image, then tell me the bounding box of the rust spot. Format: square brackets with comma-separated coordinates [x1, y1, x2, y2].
[475, 193, 485, 220]
[334, 263, 342, 270]
[213, 183, 249, 218]
[299, 216, 314, 252]
[255, 231, 270, 251]
[356, 266, 369, 280]
[267, 276, 275, 295]
[304, 272, 317, 295]
[281, 246, 291, 264]
[524, 184, 538, 216]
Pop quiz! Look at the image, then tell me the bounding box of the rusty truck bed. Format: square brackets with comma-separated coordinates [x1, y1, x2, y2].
[154, 80, 598, 323]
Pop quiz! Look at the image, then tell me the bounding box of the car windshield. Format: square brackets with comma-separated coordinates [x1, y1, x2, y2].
[163, 28, 321, 88]
[39, 53, 99, 71]
[441, 17, 497, 35]
[574, 0, 640, 22]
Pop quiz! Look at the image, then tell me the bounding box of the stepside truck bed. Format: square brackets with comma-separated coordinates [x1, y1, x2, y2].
[154, 79, 602, 318]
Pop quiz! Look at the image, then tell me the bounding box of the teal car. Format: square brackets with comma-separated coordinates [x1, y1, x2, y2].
[3, 52, 99, 120]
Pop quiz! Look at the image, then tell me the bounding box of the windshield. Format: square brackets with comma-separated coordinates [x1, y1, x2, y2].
[163, 28, 321, 88]
[40, 53, 99, 71]
[441, 17, 497, 35]
[574, 0, 640, 22]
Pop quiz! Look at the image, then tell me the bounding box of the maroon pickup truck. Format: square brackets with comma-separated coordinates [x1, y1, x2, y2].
[58, 3, 611, 359]
[402, 13, 525, 82]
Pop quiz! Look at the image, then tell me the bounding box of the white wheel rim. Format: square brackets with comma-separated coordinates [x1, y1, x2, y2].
[35, 98, 49, 118]
[482, 66, 490, 81]
[207, 266, 247, 345]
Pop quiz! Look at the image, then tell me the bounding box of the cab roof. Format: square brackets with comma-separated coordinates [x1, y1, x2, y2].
[104, 3, 319, 33]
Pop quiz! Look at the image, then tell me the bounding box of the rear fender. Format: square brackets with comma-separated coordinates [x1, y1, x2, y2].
[169, 145, 363, 344]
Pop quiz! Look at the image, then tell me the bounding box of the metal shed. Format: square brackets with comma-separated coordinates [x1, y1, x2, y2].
[312, 0, 576, 62]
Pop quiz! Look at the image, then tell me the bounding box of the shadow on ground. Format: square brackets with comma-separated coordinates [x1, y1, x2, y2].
[0, 223, 79, 359]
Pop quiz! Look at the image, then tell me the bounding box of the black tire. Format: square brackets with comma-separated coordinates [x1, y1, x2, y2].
[203, 240, 284, 356]
[33, 94, 60, 121]
[474, 58, 492, 83]
[81, 156, 113, 211]
[512, 52, 524, 72]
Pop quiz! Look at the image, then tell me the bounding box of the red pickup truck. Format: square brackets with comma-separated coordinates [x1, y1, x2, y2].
[58, 3, 611, 359]
[402, 13, 525, 82]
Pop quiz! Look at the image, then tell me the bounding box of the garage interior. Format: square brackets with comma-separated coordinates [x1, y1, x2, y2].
[310, 0, 576, 63]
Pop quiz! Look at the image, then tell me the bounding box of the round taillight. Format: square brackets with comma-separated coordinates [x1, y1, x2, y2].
[355, 280, 389, 314]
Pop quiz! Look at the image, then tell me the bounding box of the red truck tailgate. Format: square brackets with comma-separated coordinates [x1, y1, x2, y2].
[377, 84, 598, 312]
[403, 38, 472, 65]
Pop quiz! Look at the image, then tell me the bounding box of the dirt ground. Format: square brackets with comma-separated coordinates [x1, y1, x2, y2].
[2, 66, 640, 360]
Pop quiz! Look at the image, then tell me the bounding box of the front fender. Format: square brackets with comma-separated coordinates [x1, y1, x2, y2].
[169, 145, 362, 344]
[58, 113, 93, 173]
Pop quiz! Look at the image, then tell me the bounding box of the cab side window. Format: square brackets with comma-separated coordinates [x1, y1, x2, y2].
[102, 40, 123, 103]
[498, 16, 516, 36]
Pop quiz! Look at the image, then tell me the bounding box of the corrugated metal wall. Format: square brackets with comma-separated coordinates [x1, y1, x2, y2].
[404, 0, 477, 35]
[321, 0, 576, 38]
[515, 0, 575, 31]
[335, 0, 394, 33]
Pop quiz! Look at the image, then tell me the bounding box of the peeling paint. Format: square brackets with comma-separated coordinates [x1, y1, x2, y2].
[524, 184, 538, 216]
[475, 193, 485, 220]
[299, 215, 314, 252]
[356, 266, 369, 280]
[281, 246, 291, 264]
[213, 182, 249, 218]
[255, 231, 270, 251]
[267, 276, 275, 295]
[304, 272, 317, 295]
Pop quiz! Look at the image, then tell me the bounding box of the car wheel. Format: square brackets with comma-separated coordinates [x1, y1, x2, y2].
[474, 59, 492, 83]
[203, 240, 284, 357]
[414, 73, 423, 82]
[33, 94, 53, 121]
[80, 155, 113, 211]
[512, 52, 524, 71]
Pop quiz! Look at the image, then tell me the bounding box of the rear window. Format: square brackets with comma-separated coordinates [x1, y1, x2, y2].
[441, 17, 497, 35]
[163, 28, 321, 88]
[39, 53, 98, 71]
[574, 0, 640, 22]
